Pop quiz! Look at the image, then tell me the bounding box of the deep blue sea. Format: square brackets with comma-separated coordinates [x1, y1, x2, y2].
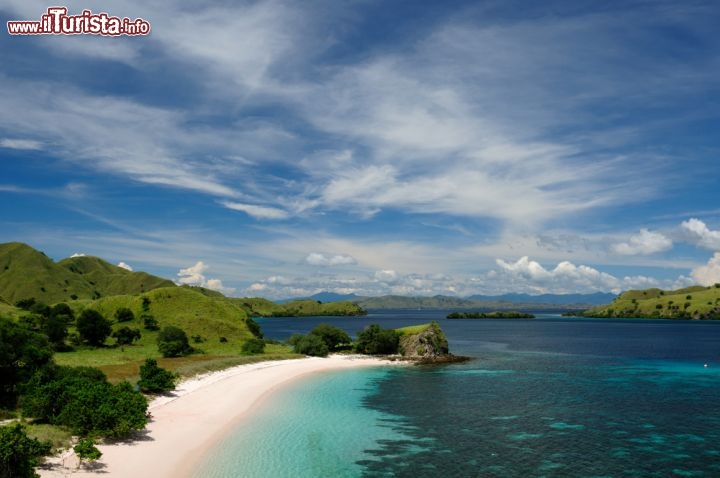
[193, 311, 720, 477]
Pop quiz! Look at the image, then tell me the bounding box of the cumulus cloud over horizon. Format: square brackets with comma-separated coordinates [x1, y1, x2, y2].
[681, 218, 720, 250]
[612, 229, 672, 255]
[177, 261, 235, 294]
[117, 261, 133, 271]
[692, 252, 720, 286]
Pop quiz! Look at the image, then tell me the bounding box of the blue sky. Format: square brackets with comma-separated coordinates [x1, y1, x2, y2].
[1, 0, 720, 299]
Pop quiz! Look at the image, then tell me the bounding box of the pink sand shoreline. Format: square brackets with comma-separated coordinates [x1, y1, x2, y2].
[37, 355, 396, 478]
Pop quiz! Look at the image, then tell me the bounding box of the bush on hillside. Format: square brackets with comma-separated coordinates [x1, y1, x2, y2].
[157, 326, 192, 358]
[76, 309, 112, 346]
[141, 314, 159, 331]
[240, 338, 265, 355]
[112, 327, 141, 346]
[246, 317, 263, 339]
[114, 307, 135, 323]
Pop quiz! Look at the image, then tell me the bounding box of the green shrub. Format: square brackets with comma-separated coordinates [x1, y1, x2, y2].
[355, 324, 400, 355]
[141, 314, 159, 331]
[0, 318, 54, 408]
[246, 317, 263, 339]
[112, 327, 141, 346]
[240, 338, 266, 355]
[20, 365, 147, 439]
[76, 309, 112, 346]
[114, 308, 135, 323]
[309, 324, 351, 352]
[157, 326, 192, 358]
[137, 358, 177, 393]
[292, 334, 329, 357]
[73, 438, 102, 464]
[0, 423, 52, 478]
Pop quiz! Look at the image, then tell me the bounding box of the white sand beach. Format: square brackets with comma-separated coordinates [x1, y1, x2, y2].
[37, 355, 393, 478]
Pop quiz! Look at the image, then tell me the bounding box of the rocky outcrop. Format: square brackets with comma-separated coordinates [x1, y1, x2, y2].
[398, 321, 449, 359]
[396, 321, 469, 364]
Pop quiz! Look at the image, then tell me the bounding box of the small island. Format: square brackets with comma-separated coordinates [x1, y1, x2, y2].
[447, 311, 535, 319]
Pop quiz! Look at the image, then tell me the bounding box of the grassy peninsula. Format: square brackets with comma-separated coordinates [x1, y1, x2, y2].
[583, 284, 720, 320]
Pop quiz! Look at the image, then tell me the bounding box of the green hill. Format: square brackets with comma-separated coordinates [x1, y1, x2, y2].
[88, 286, 253, 345]
[58, 255, 175, 297]
[0, 242, 175, 304]
[0, 242, 95, 304]
[584, 284, 720, 319]
[234, 297, 366, 317]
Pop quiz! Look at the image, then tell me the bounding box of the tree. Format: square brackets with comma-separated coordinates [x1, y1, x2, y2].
[141, 314, 159, 331]
[157, 326, 192, 358]
[309, 324, 351, 352]
[50, 303, 74, 322]
[0, 424, 52, 478]
[76, 310, 112, 346]
[292, 334, 329, 357]
[241, 338, 265, 355]
[355, 324, 400, 355]
[21, 365, 148, 439]
[73, 438, 102, 468]
[44, 314, 69, 349]
[112, 327, 141, 346]
[137, 358, 177, 393]
[114, 307, 135, 323]
[0, 317, 54, 408]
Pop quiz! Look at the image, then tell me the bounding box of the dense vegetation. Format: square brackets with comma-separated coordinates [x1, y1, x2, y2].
[446, 311, 535, 319]
[0, 424, 52, 478]
[583, 285, 720, 319]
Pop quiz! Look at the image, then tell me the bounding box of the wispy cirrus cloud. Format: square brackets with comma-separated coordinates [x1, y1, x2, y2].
[0, 138, 43, 150]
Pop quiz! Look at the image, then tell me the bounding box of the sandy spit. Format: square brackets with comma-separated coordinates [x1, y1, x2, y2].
[37, 355, 396, 478]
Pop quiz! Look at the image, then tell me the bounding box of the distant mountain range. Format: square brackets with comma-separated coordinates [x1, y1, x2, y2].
[286, 291, 617, 309]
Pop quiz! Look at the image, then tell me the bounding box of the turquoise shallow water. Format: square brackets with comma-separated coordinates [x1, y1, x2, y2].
[196, 313, 720, 477]
[192, 367, 410, 478]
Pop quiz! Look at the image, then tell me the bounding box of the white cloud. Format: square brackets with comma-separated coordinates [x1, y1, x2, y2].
[70, 253, 86, 258]
[117, 261, 133, 271]
[304, 252, 357, 267]
[495, 256, 622, 293]
[680, 218, 720, 250]
[221, 201, 289, 220]
[612, 229, 673, 255]
[691, 253, 720, 286]
[0, 138, 42, 150]
[176, 261, 235, 294]
[374, 270, 399, 283]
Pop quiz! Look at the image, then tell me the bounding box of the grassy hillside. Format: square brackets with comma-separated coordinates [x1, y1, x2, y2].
[234, 298, 366, 317]
[52, 287, 298, 380]
[0, 242, 176, 304]
[584, 284, 720, 319]
[0, 242, 95, 303]
[58, 255, 175, 297]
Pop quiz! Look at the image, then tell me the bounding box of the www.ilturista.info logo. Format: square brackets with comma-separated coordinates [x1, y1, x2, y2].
[7, 7, 150, 36]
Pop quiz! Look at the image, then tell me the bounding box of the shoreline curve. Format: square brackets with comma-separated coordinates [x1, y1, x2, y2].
[37, 355, 395, 478]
